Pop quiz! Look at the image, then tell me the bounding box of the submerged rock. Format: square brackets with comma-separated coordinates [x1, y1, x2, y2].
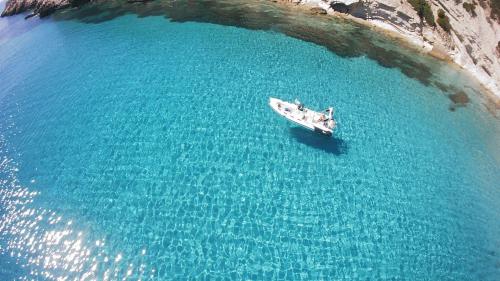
[310, 7, 327, 15]
[1, 0, 499, 99]
[448, 91, 470, 111]
[127, 0, 154, 3]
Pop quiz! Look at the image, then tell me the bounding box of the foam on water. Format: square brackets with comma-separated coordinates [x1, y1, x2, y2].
[0, 5, 499, 280]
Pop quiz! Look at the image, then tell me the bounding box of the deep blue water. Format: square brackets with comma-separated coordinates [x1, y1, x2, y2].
[0, 3, 499, 280]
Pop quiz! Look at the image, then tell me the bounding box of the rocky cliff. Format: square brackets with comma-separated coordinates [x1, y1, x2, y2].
[284, 0, 500, 98]
[2, 0, 500, 98]
[1, 0, 73, 17]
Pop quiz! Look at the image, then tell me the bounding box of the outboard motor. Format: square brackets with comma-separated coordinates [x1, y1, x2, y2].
[326, 107, 334, 120]
[325, 108, 335, 129]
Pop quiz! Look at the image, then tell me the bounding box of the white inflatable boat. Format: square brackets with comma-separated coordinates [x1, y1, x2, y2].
[269, 97, 336, 136]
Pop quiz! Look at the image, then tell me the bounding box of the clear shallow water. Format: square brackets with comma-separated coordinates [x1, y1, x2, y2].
[0, 3, 500, 280]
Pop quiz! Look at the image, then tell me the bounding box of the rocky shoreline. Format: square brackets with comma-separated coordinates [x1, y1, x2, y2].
[276, 0, 500, 106]
[1, 0, 72, 18]
[1, 0, 499, 108]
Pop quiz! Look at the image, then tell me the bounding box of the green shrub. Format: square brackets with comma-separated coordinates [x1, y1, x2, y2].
[491, 0, 500, 23]
[462, 2, 477, 17]
[408, 0, 436, 26]
[437, 9, 452, 32]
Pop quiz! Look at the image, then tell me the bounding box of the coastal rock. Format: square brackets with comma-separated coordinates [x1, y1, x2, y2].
[295, 0, 500, 98]
[1, 0, 85, 17]
[330, 2, 350, 14]
[310, 7, 327, 15]
[127, 0, 154, 3]
[1, 0, 500, 98]
[1, 0, 35, 16]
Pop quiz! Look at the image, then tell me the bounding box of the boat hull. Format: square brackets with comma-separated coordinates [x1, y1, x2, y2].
[269, 97, 335, 137]
[314, 126, 333, 136]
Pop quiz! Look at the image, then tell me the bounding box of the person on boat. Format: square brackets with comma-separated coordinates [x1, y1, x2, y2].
[295, 99, 304, 111]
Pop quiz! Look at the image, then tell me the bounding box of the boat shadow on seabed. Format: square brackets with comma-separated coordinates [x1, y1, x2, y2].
[289, 127, 348, 156]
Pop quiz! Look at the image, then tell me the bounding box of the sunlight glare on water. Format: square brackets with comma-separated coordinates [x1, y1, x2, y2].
[0, 2, 499, 280]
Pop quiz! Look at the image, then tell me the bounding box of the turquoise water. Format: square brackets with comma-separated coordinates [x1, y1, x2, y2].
[1, 4, 500, 280]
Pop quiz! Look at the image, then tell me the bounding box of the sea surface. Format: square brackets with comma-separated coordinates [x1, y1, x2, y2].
[0, 1, 499, 280]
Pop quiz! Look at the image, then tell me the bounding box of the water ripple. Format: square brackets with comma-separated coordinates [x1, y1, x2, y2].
[0, 134, 154, 280]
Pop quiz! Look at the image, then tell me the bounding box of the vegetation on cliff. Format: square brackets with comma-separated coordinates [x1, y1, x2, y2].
[437, 9, 452, 32]
[491, 0, 500, 22]
[408, 0, 436, 26]
[462, 1, 477, 17]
